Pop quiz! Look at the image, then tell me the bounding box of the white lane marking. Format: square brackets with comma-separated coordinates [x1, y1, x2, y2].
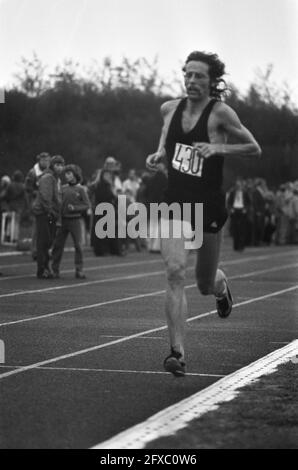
[0, 364, 224, 377]
[0, 284, 297, 381]
[0, 251, 23, 257]
[0, 289, 166, 327]
[1, 262, 297, 327]
[0, 249, 296, 283]
[0, 247, 79, 258]
[0, 258, 163, 282]
[0, 270, 165, 299]
[0, 242, 234, 273]
[99, 335, 164, 340]
[1, 251, 298, 300]
[0, 255, 111, 270]
[92, 340, 298, 449]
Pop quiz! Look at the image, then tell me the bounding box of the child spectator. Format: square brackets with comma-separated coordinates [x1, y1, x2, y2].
[52, 164, 90, 279]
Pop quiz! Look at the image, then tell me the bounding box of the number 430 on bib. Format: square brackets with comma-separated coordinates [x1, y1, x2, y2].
[172, 143, 204, 177]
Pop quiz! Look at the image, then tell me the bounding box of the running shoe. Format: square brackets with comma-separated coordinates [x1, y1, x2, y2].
[164, 348, 186, 377]
[216, 280, 233, 318]
[37, 269, 54, 280]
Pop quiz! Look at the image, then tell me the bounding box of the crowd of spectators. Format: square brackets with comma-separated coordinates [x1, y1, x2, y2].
[0, 153, 169, 267]
[227, 177, 298, 251]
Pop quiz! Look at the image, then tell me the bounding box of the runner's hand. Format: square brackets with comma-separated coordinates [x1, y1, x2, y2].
[193, 143, 222, 158]
[146, 152, 164, 172]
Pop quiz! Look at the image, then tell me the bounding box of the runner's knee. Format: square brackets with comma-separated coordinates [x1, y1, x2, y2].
[166, 262, 186, 284]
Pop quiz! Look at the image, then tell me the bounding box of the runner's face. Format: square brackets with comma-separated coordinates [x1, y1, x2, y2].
[184, 61, 211, 101]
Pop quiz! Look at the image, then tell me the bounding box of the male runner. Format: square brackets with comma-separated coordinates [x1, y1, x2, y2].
[146, 51, 261, 376]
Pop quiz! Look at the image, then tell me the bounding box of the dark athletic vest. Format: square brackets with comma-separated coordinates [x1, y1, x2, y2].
[164, 98, 224, 203]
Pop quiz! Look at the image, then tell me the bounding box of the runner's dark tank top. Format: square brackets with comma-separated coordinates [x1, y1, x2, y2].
[164, 97, 224, 203]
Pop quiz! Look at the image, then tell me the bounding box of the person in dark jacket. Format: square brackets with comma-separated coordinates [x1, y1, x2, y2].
[52, 164, 90, 279]
[25, 152, 51, 205]
[92, 169, 122, 256]
[25, 152, 51, 259]
[32, 155, 65, 279]
[227, 178, 251, 251]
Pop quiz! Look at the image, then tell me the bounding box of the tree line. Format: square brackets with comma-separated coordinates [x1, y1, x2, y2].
[1, 54, 297, 188]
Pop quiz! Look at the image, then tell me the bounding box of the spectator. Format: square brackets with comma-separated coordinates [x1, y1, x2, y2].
[275, 183, 292, 245]
[227, 177, 251, 251]
[113, 160, 124, 194]
[122, 169, 140, 202]
[263, 191, 276, 245]
[136, 171, 151, 208]
[244, 178, 255, 246]
[32, 155, 65, 279]
[25, 152, 51, 258]
[252, 179, 266, 246]
[289, 182, 298, 244]
[92, 169, 123, 256]
[52, 164, 90, 279]
[101, 156, 123, 194]
[25, 152, 51, 205]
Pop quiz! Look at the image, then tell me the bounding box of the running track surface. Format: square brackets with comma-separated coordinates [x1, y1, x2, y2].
[0, 240, 297, 449]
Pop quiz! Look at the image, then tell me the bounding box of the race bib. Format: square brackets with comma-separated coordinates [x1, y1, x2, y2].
[172, 143, 204, 177]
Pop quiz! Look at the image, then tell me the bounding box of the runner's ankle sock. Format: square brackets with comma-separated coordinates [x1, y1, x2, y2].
[215, 279, 228, 300]
[171, 346, 185, 361]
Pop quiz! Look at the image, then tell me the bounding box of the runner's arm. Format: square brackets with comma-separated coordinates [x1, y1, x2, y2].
[146, 100, 179, 171]
[195, 104, 262, 158]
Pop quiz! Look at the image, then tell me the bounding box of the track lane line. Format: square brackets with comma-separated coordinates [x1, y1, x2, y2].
[0, 242, 234, 272]
[1, 261, 297, 327]
[0, 258, 163, 282]
[0, 283, 297, 381]
[0, 270, 165, 298]
[1, 249, 296, 284]
[1, 245, 297, 270]
[1, 251, 297, 299]
[0, 364, 224, 377]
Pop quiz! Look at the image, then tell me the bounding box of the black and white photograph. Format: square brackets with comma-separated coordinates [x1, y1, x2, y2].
[0, 0, 297, 452]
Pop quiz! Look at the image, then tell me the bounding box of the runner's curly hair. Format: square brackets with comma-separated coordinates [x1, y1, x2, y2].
[183, 51, 228, 99]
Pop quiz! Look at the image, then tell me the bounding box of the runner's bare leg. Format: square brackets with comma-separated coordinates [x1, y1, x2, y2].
[161, 235, 189, 359]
